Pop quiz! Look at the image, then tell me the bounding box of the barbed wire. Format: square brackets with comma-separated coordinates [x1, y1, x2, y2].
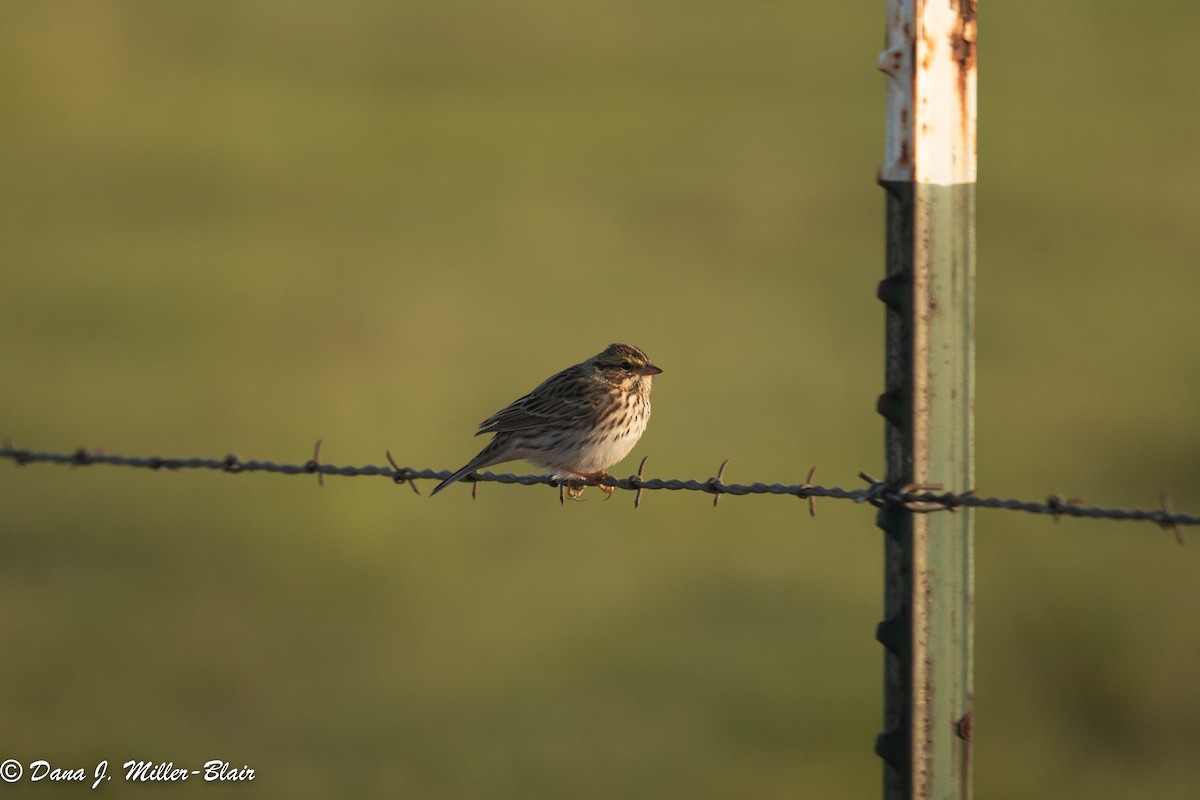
[0, 441, 1191, 543]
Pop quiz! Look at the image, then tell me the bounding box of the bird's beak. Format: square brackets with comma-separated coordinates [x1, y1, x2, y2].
[641, 364, 663, 376]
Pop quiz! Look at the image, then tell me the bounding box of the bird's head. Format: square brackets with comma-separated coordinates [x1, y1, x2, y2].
[589, 343, 662, 389]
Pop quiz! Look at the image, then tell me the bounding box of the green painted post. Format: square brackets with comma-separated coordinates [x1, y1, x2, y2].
[875, 2, 976, 800]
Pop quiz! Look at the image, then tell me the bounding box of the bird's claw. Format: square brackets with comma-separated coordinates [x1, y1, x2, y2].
[594, 471, 616, 499]
[558, 472, 614, 502]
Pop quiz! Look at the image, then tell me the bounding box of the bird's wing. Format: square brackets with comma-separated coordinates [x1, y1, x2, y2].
[476, 366, 600, 435]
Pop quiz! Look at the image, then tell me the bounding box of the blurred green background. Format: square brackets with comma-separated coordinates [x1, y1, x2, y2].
[2, 2, 1198, 798]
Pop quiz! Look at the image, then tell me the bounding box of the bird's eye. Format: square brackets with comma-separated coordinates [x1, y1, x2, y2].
[620, 361, 633, 371]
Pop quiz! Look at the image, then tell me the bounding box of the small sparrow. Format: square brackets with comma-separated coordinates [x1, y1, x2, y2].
[431, 343, 661, 498]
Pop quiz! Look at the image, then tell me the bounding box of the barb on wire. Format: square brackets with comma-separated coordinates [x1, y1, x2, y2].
[801, 465, 819, 518]
[1160, 491, 1186, 545]
[309, 438, 325, 487]
[710, 459, 731, 509]
[385, 450, 421, 495]
[634, 456, 649, 510]
[0, 442, 1194, 541]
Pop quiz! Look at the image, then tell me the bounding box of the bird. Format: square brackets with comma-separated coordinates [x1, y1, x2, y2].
[431, 343, 662, 499]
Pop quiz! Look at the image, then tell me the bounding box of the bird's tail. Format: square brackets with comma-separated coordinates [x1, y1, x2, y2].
[430, 452, 495, 496]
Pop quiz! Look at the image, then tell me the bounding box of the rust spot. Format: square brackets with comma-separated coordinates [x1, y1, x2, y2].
[956, 711, 972, 741]
[952, 3, 978, 71]
[921, 657, 935, 796]
[878, 47, 905, 77]
[953, 1, 978, 166]
[921, 28, 936, 72]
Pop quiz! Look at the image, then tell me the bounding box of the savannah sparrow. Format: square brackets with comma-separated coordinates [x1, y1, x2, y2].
[431, 343, 662, 498]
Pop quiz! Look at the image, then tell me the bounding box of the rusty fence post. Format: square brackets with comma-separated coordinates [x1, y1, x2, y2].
[875, 2, 977, 799]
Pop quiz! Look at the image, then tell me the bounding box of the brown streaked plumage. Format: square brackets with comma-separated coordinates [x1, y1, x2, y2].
[431, 343, 662, 498]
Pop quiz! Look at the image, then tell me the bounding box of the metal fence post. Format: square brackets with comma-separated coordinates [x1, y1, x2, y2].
[875, 2, 977, 799]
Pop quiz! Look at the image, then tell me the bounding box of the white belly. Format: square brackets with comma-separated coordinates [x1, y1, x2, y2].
[530, 399, 650, 478]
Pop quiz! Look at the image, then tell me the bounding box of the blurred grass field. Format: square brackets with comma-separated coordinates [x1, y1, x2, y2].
[2, 2, 1198, 798]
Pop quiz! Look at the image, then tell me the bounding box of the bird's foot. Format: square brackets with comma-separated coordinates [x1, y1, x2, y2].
[563, 479, 588, 502]
[592, 471, 616, 498]
[556, 472, 614, 502]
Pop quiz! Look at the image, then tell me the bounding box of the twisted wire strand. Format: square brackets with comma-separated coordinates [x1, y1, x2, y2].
[2, 445, 1196, 535]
